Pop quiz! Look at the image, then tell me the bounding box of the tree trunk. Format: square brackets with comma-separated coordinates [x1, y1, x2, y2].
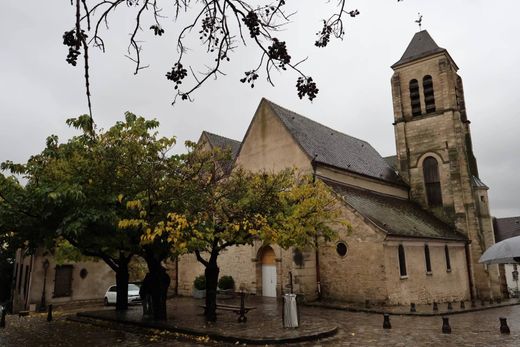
[115, 258, 129, 311]
[144, 254, 170, 321]
[204, 257, 219, 322]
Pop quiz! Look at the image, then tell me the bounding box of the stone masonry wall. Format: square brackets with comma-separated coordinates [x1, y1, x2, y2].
[319, 205, 388, 303]
[384, 241, 470, 305]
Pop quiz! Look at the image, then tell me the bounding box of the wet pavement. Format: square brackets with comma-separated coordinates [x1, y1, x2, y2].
[75, 296, 337, 344]
[308, 297, 520, 316]
[0, 309, 207, 346]
[2, 297, 520, 346]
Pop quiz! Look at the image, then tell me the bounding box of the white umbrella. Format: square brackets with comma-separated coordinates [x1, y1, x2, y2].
[479, 235, 520, 264]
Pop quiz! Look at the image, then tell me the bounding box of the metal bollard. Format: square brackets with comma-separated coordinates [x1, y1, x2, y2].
[47, 304, 53, 322]
[383, 313, 391, 329]
[471, 300, 476, 308]
[497, 297, 502, 304]
[447, 302, 453, 311]
[490, 298, 494, 305]
[481, 299, 485, 306]
[442, 317, 451, 334]
[460, 301, 465, 309]
[500, 317, 510, 334]
[410, 303, 416, 313]
[0, 308, 6, 328]
[433, 302, 438, 311]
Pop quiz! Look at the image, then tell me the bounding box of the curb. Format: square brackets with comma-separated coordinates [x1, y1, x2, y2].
[72, 311, 338, 345]
[305, 301, 520, 317]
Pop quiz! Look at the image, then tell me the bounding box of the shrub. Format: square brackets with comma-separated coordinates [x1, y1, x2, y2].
[193, 275, 206, 290]
[218, 275, 235, 290]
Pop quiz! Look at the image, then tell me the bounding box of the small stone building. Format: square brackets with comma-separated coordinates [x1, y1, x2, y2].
[177, 30, 502, 305]
[11, 248, 114, 312]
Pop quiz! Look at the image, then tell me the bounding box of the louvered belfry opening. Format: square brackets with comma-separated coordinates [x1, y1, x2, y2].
[423, 156, 443, 207]
[409, 79, 422, 116]
[423, 75, 436, 113]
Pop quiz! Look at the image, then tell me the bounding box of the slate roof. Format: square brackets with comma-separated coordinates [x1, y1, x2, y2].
[392, 30, 447, 68]
[384, 155, 398, 171]
[493, 216, 520, 242]
[325, 180, 467, 241]
[471, 175, 489, 189]
[264, 99, 404, 186]
[202, 131, 241, 173]
[203, 131, 241, 159]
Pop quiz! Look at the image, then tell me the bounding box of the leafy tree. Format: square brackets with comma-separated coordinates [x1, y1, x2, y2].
[0, 113, 182, 313]
[100, 113, 185, 320]
[0, 122, 138, 311]
[142, 144, 343, 321]
[62, 0, 360, 115]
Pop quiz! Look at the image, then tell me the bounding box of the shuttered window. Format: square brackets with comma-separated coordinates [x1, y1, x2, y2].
[423, 75, 436, 113]
[409, 79, 422, 116]
[423, 156, 443, 206]
[54, 265, 73, 297]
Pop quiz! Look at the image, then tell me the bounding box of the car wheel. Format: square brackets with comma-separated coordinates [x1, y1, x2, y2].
[104, 297, 109, 306]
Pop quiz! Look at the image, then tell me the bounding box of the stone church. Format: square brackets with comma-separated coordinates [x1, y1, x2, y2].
[177, 30, 502, 305]
[10, 30, 503, 312]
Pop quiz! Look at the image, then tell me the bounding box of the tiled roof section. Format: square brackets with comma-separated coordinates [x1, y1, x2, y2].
[392, 30, 446, 68]
[203, 131, 241, 159]
[471, 176, 489, 189]
[384, 155, 398, 171]
[326, 180, 467, 241]
[493, 216, 520, 242]
[265, 99, 403, 185]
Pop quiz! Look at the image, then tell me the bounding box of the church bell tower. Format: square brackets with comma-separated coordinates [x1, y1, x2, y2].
[390, 30, 500, 299]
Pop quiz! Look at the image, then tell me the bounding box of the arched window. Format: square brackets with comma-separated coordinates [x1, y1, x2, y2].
[409, 79, 421, 116]
[423, 156, 443, 207]
[423, 75, 436, 113]
[398, 244, 407, 277]
[444, 245, 452, 272]
[424, 244, 432, 273]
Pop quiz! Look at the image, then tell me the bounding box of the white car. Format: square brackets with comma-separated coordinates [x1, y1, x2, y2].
[104, 284, 141, 305]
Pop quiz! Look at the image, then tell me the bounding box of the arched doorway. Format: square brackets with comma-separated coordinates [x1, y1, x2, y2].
[259, 246, 277, 297]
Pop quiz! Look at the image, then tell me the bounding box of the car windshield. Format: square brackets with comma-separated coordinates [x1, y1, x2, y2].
[128, 284, 140, 291]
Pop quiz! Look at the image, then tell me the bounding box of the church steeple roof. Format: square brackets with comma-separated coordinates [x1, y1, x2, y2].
[391, 30, 447, 68]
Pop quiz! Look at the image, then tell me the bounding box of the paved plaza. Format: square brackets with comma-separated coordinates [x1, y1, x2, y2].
[2, 297, 520, 346]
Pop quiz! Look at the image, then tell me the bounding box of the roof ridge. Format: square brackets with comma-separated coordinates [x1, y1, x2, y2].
[495, 216, 520, 221]
[202, 130, 241, 144]
[263, 98, 371, 146]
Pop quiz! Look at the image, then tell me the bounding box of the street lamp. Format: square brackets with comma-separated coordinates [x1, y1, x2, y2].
[39, 259, 50, 311]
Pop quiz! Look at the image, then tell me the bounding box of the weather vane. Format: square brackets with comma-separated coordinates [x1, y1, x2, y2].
[415, 13, 423, 31]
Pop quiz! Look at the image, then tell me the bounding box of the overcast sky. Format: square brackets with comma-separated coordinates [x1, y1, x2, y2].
[1, 0, 519, 218]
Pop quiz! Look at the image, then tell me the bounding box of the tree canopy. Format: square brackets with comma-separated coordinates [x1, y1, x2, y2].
[133, 142, 344, 321]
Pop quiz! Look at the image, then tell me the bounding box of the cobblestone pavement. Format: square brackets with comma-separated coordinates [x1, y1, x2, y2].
[2, 299, 520, 346]
[78, 296, 336, 343]
[301, 304, 520, 347]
